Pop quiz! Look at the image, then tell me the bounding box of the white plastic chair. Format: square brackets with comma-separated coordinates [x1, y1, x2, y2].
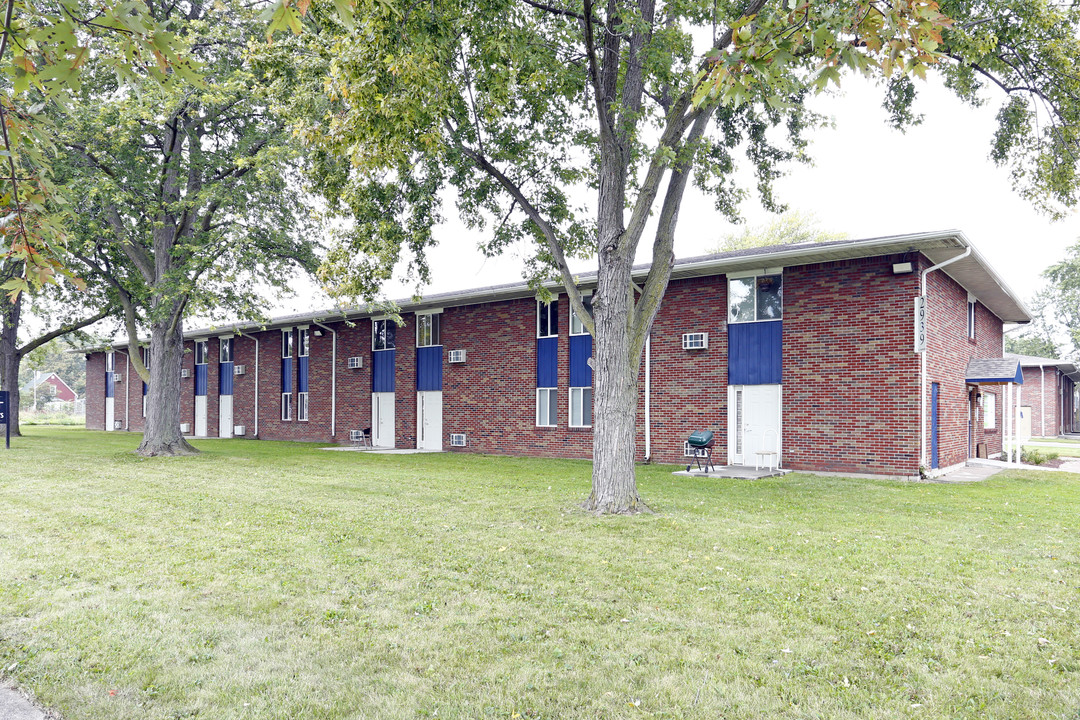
[755, 428, 780, 471]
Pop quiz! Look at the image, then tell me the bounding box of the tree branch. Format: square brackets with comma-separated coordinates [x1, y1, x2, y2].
[17, 308, 111, 356]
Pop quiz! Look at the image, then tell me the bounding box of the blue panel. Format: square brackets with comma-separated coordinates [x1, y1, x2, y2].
[536, 337, 558, 388]
[298, 356, 309, 393]
[105, 371, 114, 399]
[416, 346, 442, 391]
[143, 381, 147, 396]
[569, 335, 592, 387]
[281, 358, 292, 394]
[931, 382, 940, 469]
[373, 349, 395, 393]
[195, 365, 207, 397]
[728, 321, 782, 386]
[219, 362, 234, 396]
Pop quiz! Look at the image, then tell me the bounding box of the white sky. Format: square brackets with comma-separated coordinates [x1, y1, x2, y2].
[298, 73, 1075, 317]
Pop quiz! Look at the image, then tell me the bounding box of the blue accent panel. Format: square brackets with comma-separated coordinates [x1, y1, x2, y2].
[569, 335, 592, 387]
[298, 356, 309, 393]
[536, 337, 558, 388]
[195, 365, 208, 397]
[728, 321, 782, 385]
[931, 382, 940, 469]
[219, 362, 234, 396]
[281, 358, 292, 394]
[416, 347, 442, 391]
[105, 371, 114, 399]
[143, 381, 147, 396]
[373, 349, 395, 393]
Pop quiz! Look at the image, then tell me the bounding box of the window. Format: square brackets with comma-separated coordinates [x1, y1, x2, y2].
[142, 347, 151, 418]
[105, 352, 115, 372]
[417, 314, 441, 347]
[373, 319, 396, 350]
[281, 330, 293, 358]
[297, 392, 309, 421]
[570, 295, 593, 336]
[729, 274, 783, 323]
[298, 328, 310, 357]
[536, 388, 557, 427]
[967, 297, 976, 340]
[220, 337, 233, 363]
[194, 341, 208, 365]
[569, 387, 592, 427]
[984, 392, 996, 430]
[281, 393, 292, 421]
[537, 299, 559, 338]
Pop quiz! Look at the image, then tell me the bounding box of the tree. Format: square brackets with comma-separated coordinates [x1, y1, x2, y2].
[1021, 242, 1080, 362]
[276, 0, 1080, 513]
[51, 0, 318, 456]
[717, 211, 847, 252]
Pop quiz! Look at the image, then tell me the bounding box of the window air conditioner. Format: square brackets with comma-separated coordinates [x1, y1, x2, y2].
[233, 364, 246, 376]
[448, 349, 466, 363]
[682, 333, 708, 350]
[450, 433, 467, 447]
[181, 368, 191, 378]
[347, 356, 363, 369]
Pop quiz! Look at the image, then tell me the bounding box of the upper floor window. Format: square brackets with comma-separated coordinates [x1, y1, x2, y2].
[729, 274, 783, 323]
[194, 341, 208, 365]
[281, 330, 293, 358]
[298, 328, 310, 357]
[967, 297, 976, 340]
[417, 313, 441, 347]
[219, 337, 233, 364]
[142, 347, 151, 369]
[570, 295, 593, 336]
[373, 318, 396, 350]
[105, 352, 115, 372]
[537, 299, 559, 338]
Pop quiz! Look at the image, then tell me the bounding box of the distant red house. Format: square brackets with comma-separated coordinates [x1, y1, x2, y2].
[22, 372, 78, 402]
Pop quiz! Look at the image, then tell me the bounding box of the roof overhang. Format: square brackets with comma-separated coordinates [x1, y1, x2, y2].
[966, 357, 1024, 385]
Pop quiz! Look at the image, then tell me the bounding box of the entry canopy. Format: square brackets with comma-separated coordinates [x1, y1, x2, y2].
[965, 357, 1024, 385]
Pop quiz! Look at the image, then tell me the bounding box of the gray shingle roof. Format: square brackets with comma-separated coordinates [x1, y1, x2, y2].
[965, 358, 1023, 384]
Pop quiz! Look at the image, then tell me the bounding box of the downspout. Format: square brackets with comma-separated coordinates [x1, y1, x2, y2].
[237, 330, 259, 438]
[919, 245, 972, 471]
[313, 321, 337, 439]
[644, 334, 651, 462]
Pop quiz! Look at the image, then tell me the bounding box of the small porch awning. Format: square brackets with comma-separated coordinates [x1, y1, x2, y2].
[965, 357, 1023, 385]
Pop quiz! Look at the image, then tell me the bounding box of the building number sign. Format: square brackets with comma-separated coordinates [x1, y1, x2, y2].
[914, 296, 927, 353]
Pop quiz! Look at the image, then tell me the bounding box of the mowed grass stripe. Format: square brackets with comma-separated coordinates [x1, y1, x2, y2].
[0, 427, 1077, 719]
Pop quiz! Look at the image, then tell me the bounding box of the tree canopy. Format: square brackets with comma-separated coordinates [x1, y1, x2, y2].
[717, 211, 848, 252]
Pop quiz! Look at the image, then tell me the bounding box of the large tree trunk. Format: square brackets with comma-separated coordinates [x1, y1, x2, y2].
[137, 313, 197, 456]
[0, 295, 22, 437]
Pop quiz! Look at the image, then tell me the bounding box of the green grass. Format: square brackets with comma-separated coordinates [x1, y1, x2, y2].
[1, 427, 1079, 719]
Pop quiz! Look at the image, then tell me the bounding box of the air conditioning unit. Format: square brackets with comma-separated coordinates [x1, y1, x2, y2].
[180, 423, 191, 434]
[682, 332, 708, 350]
[180, 368, 191, 378]
[448, 349, 466, 363]
[233, 364, 246, 376]
[113, 372, 123, 382]
[450, 433, 467, 447]
[347, 356, 363, 369]
[113, 420, 123, 430]
[233, 425, 246, 436]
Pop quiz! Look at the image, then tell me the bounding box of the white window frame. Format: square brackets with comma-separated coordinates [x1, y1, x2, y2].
[297, 391, 309, 422]
[569, 293, 593, 336]
[298, 328, 310, 357]
[194, 341, 208, 366]
[727, 269, 784, 324]
[105, 352, 115, 372]
[536, 388, 557, 427]
[281, 392, 292, 421]
[142, 347, 150, 417]
[569, 387, 592, 427]
[537, 299, 559, 338]
[219, 337, 233, 364]
[416, 312, 442, 347]
[372, 318, 395, 351]
[984, 392, 996, 430]
[281, 330, 293, 359]
[967, 294, 977, 340]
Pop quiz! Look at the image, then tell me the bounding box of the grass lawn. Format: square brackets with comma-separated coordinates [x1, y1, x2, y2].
[1, 427, 1078, 719]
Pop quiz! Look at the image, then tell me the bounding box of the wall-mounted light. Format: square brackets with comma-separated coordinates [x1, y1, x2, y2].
[313, 329, 324, 337]
[892, 262, 914, 274]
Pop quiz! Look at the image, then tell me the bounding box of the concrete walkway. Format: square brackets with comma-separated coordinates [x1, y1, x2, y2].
[0, 684, 49, 720]
[933, 463, 1003, 483]
[318, 446, 442, 454]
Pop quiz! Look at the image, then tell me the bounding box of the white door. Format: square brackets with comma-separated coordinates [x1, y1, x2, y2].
[728, 384, 781, 466]
[219, 396, 233, 438]
[194, 395, 208, 437]
[372, 392, 395, 448]
[105, 397, 115, 431]
[417, 391, 443, 451]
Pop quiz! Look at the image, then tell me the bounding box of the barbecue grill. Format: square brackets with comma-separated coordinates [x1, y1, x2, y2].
[686, 430, 716, 473]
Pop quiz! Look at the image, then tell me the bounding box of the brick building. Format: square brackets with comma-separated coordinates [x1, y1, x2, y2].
[1006, 354, 1079, 439]
[85, 230, 1040, 478]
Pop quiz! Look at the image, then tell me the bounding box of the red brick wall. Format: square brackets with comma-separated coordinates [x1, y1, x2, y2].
[85, 353, 104, 431]
[924, 260, 1005, 469]
[782, 255, 921, 475]
[1021, 366, 1062, 438]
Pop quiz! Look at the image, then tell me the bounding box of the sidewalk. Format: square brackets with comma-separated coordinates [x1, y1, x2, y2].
[0, 683, 50, 720]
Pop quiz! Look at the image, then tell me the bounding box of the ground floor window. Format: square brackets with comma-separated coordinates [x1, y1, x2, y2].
[984, 392, 996, 429]
[281, 393, 291, 421]
[298, 392, 309, 422]
[569, 387, 592, 427]
[142, 395, 147, 418]
[536, 388, 556, 427]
